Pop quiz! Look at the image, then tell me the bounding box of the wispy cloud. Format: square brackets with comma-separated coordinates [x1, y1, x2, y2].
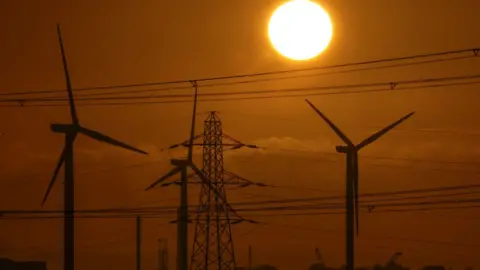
[224, 136, 480, 162]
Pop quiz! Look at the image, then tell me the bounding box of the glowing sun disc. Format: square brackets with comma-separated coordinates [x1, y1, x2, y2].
[268, 0, 333, 61]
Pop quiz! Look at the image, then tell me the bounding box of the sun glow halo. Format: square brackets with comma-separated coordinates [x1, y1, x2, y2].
[268, 0, 333, 61]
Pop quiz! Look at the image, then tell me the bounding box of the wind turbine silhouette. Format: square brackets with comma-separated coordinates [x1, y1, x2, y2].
[42, 24, 148, 270]
[145, 81, 233, 270]
[305, 99, 414, 270]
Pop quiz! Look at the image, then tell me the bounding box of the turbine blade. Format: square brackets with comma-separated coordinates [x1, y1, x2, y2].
[187, 82, 199, 162]
[42, 148, 66, 206]
[356, 112, 415, 150]
[305, 99, 353, 146]
[78, 126, 147, 155]
[174, 172, 196, 183]
[56, 24, 78, 125]
[145, 166, 182, 191]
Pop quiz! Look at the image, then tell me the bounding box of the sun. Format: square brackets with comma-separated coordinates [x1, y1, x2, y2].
[268, 0, 333, 61]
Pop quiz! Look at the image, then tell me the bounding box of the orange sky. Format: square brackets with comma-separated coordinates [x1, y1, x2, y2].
[0, 1, 479, 270]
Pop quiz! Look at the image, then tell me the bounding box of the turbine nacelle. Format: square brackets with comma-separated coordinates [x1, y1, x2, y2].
[50, 123, 78, 134]
[335, 145, 350, 153]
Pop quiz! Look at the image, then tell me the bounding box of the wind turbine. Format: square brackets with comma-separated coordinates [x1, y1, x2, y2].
[42, 24, 148, 270]
[145, 81, 233, 270]
[305, 99, 414, 270]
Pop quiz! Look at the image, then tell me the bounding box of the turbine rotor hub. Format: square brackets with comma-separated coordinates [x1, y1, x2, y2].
[50, 123, 77, 134]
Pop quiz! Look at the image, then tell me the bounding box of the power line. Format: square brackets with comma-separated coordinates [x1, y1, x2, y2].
[69, 55, 478, 98]
[256, 146, 480, 166]
[236, 147, 480, 174]
[1, 47, 477, 98]
[7, 145, 478, 192]
[212, 196, 480, 214]
[2, 205, 478, 221]
[1, 77, 479, 108]
[234, 198, 480, 213]
[1, 183, 478, 215]
[10, 155, 480, 194]
[244, 205, 480, 218]
[1, 73, 479, 104]
[231, 184, 480, 206]
[3, 54, 476, 100]
[222, 112, 480, 136]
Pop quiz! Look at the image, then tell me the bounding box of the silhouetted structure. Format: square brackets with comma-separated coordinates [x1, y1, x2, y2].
[421, 266, 446, 270]
[41, 24, 147, 270]
[252, 264, 277, 270]
[191, 112, 261, 270]
[381, 252, 409, 270]
[248, 245, 252, 270]
[144, 87, 236, 270]
[145, 82, 201, 270]
[157, 111, 262, 270]
[305, 99, 414, 270]
[0, 258, 47, 270]
[308, 248, 338, 270]
[158, 238, 169, 270]
[137, 216, 142, 270]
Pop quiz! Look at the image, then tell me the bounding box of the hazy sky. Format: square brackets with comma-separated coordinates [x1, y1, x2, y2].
[0, 1, 479, 270]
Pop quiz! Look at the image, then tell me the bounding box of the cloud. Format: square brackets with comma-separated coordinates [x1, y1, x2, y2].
[223, 136, 332, 159]
[224, 135, 480, 163]
[255, 136, 334, 152]
[76, 142, 164, 161]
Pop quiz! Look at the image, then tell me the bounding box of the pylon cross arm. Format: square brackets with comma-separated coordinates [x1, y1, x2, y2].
[171, 159, 189, 166]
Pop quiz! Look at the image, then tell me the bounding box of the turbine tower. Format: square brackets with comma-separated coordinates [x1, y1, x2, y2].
[305, 99, 414, 270]
[42, 24, 148, 270]
[159, 111, 262, 270]
[144, 85, 238, 270]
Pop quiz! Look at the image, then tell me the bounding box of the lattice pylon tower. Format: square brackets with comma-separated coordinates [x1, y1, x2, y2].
[190, 111, 235, 270]
[160, 111, 262, 270]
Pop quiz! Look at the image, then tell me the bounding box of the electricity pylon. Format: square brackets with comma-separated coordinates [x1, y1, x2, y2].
[145, 85, 233, 270]
[159, 111, 262, 270]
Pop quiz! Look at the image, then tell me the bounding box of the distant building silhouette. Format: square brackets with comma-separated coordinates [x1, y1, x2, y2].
[235, 262, 276, 270]
[158, 238, 168, 270]
[252, 264, 277, 270]
[421, 266, 446, 270]
[309, 263, 340, 270]
[308, 248, 341, 270]
[0, 258, 47, 270]
[309, 251, 410, 270]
